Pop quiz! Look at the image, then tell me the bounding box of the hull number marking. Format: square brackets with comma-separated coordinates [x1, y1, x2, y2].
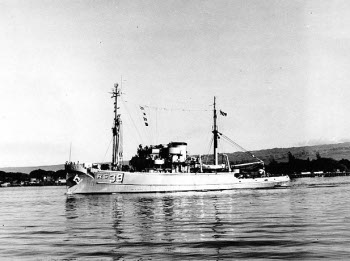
[96, 173, 124, 184]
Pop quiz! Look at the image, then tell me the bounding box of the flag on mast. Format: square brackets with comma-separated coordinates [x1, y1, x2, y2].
[220, 110, 227, 116]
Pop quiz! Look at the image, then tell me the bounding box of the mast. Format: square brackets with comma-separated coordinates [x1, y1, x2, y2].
[213, 96, 219, 165]
[111, 83, 122, 170]
[69, 142, 72, 162]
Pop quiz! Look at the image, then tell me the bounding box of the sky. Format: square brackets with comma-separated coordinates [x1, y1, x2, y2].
[1, 0, 350, 167]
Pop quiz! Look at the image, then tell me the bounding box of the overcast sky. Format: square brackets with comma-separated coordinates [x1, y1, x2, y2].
[1, 0, 350, 167]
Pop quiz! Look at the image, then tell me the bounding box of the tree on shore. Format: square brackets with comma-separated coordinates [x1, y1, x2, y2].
[0, 171, 29, 184]
[265, 151, 349, 174]
[0, 169, 67, 185]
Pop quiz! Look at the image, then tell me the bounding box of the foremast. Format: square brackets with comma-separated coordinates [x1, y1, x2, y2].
[112, 83, 123, 170]
[213, 96, 219, 165]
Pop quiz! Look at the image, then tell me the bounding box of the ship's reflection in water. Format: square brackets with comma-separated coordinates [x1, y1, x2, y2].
[65, 192, 242, 260]
[65, 179, 350, 260]
[111, 194, 231, 260]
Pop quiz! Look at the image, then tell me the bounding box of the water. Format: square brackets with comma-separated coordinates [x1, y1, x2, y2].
[1, 177, 350, 260]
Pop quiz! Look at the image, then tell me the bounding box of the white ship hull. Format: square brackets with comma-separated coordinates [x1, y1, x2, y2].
[66, 171, 290, 194]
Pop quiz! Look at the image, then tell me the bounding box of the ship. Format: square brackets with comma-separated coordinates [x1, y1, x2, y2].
[65, 83, 290, 194]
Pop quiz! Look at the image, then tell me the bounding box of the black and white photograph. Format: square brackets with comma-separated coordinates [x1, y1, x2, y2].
[1, 0, 350, 260]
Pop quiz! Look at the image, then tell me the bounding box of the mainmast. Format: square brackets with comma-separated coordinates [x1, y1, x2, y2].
[111, 83, 122, 170]
[213, 96, 219, 165]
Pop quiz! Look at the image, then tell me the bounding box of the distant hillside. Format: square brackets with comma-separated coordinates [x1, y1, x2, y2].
[2, 143, 350, 173]
[226, 142, 350, 164]
[0, 164, 64, 174]
[0, 161, 128, 174]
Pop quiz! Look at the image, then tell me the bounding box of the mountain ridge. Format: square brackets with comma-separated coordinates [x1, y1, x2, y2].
[1, 142, 350, 173]
[226, 142, 350, 164]
[0, 164, 65, 174]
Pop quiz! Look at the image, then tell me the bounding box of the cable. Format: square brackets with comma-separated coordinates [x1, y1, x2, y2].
[102, 137, 113, 163]
[204, 135, 214, 164]
[125, 99, 211, 112]
[219, 133, 264, 163]
[143, 105, 211, 112]
[121, 98, 145, 144]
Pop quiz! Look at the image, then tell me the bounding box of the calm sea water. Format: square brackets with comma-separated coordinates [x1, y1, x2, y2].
[1, 177, 350, 260]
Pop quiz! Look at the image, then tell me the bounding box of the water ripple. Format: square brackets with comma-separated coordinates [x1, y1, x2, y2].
[1, 177, 350, 259]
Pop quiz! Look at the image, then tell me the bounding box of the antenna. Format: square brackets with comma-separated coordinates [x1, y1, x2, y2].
[69, 142, 72, 162]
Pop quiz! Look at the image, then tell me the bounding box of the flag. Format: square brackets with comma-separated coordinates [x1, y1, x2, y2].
[220, 110, 227, 116]
[140, 106, 149, 126]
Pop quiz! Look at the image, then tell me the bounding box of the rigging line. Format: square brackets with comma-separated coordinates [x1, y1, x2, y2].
[143, 105, 153, 145]
[219, 133, 248, 152]
[121, 98, 145, 145]
[220, 136, 261, 165]
[125, 100, 211, 112]
[102, 137, 113, 163]
[69, 142, 72, 162]
[135, 102, 149, 143]
[220, 133, 264, 162]
[204, 135, 214, 164]
[119, 125, 123, 158]
[202, 125, 213, 157]
[156, 106, 158, 144]
[143, 105, 211, 112]
[137, 104, 152, 145]
[149, 106, 155, 145]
